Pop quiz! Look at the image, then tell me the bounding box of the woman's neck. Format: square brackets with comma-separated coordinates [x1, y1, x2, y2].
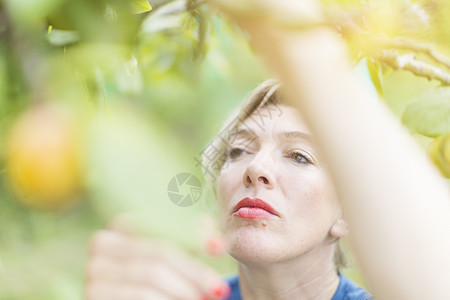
[237, 244, 340, 300]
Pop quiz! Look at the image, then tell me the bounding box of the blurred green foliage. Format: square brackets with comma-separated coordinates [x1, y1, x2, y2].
[0, 0, 449, 298]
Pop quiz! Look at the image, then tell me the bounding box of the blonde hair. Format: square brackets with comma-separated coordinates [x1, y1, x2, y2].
[202, 79, 347, 269]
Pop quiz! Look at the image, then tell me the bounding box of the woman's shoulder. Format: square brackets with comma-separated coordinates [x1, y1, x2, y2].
[224, 273, 372, 300]
[331, 273, 373, 300]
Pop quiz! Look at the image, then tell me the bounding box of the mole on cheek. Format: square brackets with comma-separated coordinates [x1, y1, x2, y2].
[262, 221, 267, 227]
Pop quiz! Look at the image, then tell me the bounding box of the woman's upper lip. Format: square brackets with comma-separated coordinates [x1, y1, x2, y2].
[233, 197, 279, 216]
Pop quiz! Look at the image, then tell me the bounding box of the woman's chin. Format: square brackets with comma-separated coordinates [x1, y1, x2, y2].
[224, 226, 286, 265]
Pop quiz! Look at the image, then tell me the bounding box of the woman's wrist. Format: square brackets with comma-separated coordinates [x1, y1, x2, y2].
[244, 22, 352, 100]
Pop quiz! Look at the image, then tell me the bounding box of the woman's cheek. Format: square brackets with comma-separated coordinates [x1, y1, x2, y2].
[216, 171, 238, 213]
[282, 173, 330, 219]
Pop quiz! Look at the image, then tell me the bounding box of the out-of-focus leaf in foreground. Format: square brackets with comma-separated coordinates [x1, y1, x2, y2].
[83, 106, 206, 251]
[402, 87, 450, 137]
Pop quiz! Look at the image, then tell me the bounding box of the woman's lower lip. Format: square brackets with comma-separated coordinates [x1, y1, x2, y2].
[232, 207, 275, 219]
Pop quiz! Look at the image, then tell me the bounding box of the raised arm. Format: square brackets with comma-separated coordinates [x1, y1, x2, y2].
[211, 1, 450, 299]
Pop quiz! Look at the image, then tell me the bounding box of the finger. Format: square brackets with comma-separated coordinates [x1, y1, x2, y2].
[87, 255, 205, 300]
[86, 255, 123, 283]
[125, 259, 206, 299]
[85, 281, 172, 300]
[159, 248, 231, 299]
[204, 235, 226, 257]
[89, 230, 159, 260]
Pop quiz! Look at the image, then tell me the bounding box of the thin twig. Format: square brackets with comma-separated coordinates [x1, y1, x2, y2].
[377, 50, 450, 85]
[370, 36, 450, 71]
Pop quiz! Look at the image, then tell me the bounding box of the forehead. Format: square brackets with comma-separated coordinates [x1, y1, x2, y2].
[235, 105, 312, 139]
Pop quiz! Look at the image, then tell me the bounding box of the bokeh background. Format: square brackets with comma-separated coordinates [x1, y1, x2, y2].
[0, 0, 449, 298]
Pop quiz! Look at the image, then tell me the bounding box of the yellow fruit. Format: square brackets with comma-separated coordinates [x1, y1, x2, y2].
[5, 103, 81, 210]
[428, 134, 450, 178]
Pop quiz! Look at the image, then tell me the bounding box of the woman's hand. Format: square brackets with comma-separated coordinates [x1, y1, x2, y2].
[85, 230, 230, 300]
[207, 0, 323, 26]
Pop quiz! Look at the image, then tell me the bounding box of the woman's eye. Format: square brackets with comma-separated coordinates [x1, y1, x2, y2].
[289, 150, 311, 164]
[227, 147, 246, 160]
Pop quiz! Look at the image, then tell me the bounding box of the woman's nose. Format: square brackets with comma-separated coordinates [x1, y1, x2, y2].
[243, 153, 275, 189]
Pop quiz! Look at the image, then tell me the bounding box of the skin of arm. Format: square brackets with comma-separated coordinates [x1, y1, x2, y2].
[212, 3, 450, 299]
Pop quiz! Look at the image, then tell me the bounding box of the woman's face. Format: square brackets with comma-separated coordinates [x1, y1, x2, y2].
[216, 104, 345, 265]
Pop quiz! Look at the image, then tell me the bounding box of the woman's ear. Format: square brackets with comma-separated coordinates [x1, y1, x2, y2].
[330, 218, 349, 238]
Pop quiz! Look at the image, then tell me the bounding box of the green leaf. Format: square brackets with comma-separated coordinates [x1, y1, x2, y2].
[402, 88, 450, 137]
[366, 59, 383, 97]
[131, 0, 152, 14]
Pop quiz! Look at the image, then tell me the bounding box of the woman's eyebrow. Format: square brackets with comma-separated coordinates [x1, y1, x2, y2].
[229, 128, 257, 142]
[282, 131, 316, 145]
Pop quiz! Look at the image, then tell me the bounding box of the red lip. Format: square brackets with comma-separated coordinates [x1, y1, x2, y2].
[232, 197, 279, 218]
